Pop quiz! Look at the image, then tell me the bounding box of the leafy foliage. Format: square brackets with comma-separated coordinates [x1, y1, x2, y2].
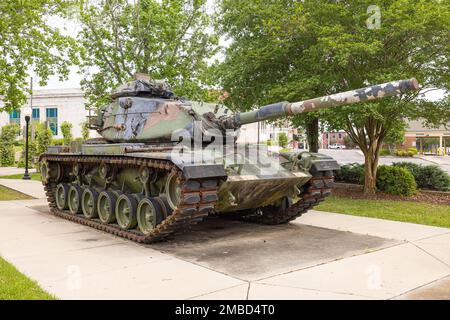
[0, 124, 20, 166]
[217, 0, 449, 194]
[78, 0, 219, 109]
[394, 162, 450, 191]
[81, 121, 90, 140]
[335, 163, 365, 184]
[278, 132, 288, 148]
[376, 165, 417, 196]
[0, 0, 77, 111]
[17, 128, 37, 168]
[35, 123, 53, 156]
[60, 121, 73, 145]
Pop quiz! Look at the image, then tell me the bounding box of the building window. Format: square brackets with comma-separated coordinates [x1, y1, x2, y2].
[32, 108, 40, 121]
[46, 107, 58, 135]
[338, 133, 342, 139]
[9, 110, 20, 125]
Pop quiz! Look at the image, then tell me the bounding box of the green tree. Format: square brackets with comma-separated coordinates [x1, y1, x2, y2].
[18, 128, 37, 168]
[0, 124, 20, 166]
[217, 0, 449, 195]
[343, 135, 356, 149]
[0, 0, 77, 111]
[278, 132, 288, 148]
[81, 121, 90, 140]
[35, 123, 53, 156]
[60, 121, 73, 145]
[78, 0, 219, 109]
[383, 121, 406, 154]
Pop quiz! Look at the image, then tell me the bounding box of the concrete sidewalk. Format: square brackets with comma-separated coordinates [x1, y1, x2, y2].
[0, 167, 37, 176]
[0, 179, 45, 199]
[0, 200, 449, 300]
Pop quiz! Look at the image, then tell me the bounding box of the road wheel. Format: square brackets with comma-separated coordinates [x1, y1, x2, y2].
[137, 197, 164, 235]
[82, 188, 99, 219]
[55, 183, 70, 210]
[165, 172, 181, 210]
[68, 185, 83, 214]
[115, 194, 138, 230]
[97, 191, 117, 224]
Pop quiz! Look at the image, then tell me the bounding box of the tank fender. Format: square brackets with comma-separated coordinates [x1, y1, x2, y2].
[283, 151, 340, 174]
[181, 164, 228, 181]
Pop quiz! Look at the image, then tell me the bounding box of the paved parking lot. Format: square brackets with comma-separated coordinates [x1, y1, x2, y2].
[0, 198, 448, 300]
[319, 149, 450, 174]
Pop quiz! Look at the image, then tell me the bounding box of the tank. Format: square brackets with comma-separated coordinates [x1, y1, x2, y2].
[40, 74, 420, 243]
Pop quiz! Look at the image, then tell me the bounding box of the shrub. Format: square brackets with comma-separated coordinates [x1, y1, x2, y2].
[393, 162, 422, 177]
[393, 162, 450, 191]
[417, 165, 450, 191]
[60, 121, 73, 145]
[335, 163, 365, 184]
[380, 149, 391, 156]
[17, 129, 37, 168]
[407, 147, 418, 155]
[35, 123, 53, 156]
[81, 121, 90, 141]
[278, 132, 288, 148]
[0, 124, 20, 166]
[51, 138, 65, 146]
[376, 165, 417, 196]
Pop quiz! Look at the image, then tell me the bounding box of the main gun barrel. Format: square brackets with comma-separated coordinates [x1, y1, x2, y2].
[231, 78, 419, 127]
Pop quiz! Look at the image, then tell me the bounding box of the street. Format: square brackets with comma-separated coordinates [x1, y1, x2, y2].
[318, 149, 450, 174]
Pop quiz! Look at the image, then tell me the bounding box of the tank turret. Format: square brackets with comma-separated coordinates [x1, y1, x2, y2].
[90, 77, 419, 143]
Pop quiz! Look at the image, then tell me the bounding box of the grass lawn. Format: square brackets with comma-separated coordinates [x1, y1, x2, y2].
[0, 185, 33, 201]
[315, 196, 450, 228]
[0, 256, 56, 300]
[0, 172, 41, 181]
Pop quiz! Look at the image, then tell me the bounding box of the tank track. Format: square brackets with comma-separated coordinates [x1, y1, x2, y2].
[229, 171, 334, 225]
[41, 154, 220, 244]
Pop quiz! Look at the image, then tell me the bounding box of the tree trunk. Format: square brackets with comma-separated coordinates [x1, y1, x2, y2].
[306, 117, 319, 153]
[362, 148, 380, 195]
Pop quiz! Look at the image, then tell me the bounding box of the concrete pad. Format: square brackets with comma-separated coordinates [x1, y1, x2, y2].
[153, 217, 396, 281]
[191, 284, 249, 300]
[44, 257, 245, 300]
[1, 199, 449, 300]
[0, 178, 45, 198]
[0, 202, 244, 300]
[258, 243, 450, 299]
[414, 233, 450, 266]
[248, 283, 371, 300]
[298, 211, 450, 242]
[394, 276, 450, 300]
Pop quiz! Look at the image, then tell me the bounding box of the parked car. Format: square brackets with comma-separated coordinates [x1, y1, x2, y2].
[329, 144, 346, 149]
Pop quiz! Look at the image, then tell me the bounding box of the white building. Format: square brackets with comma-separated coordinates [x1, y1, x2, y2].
[237, 121, 306, 149]
[0, 88, 89, 139]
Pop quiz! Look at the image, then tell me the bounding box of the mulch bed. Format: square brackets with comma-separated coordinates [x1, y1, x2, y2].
[333, 183, 450, 205]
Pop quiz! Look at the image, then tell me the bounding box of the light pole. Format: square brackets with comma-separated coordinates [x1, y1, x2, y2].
[22, 106, 31, 180]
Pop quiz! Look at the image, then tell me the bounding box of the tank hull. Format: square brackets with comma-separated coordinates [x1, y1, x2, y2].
[39, 142, 338, 243]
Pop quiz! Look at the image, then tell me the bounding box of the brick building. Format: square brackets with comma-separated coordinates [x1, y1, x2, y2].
[402, 120, 450, 155]
[322, 131, 348, 148]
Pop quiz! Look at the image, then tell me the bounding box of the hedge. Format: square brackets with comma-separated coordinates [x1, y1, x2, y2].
[376, 165, 417, 196]
[394, 162, 450, 191]
[336, 161, 450, 192]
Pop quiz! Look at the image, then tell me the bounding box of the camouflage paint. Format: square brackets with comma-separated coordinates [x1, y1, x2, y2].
[233, 78, 419, 126]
